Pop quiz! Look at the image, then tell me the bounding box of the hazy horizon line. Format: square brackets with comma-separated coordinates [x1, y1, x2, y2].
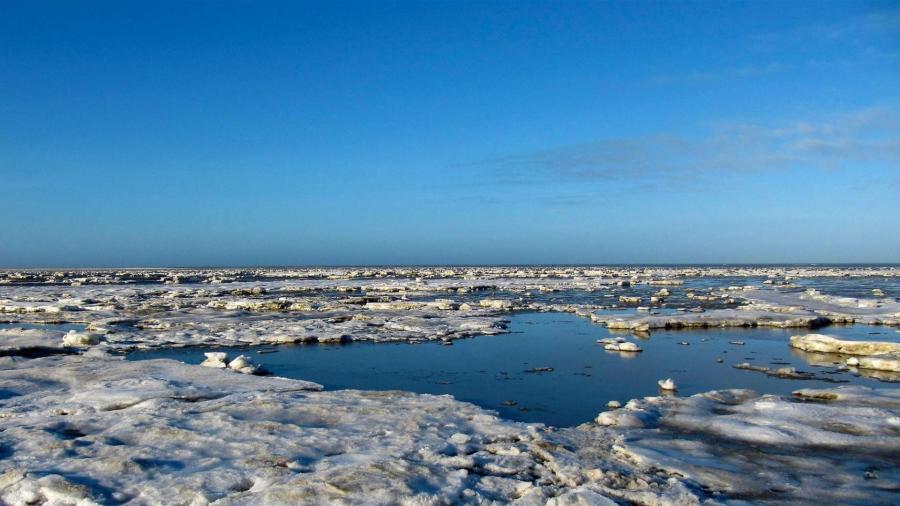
[3, 262, 900, 271]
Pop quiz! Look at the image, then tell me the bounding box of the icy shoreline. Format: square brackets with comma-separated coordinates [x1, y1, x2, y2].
[1, 352, 897, 504]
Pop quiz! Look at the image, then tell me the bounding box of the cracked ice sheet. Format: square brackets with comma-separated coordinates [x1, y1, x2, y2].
[741, 289, 900, 324]
[585, 387, 900, 504]
[591, 286, 900, 330]
[0, 353, 702, 505]
[0, 273, 549, 351]
[0, 287, 515, 351]
[0, 328, 69, 356]
[590, 307, 831, 331]
[2, 354, 899, 504]
[0, 267, 897, 352]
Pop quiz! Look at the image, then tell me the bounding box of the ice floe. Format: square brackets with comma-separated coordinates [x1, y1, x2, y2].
[582, 386, 900, 504]
[790, 333, 900, 355]
[603, 342, 642, 353]
[0, 327, 68, 356]
[200, 351, 229, 368]
[61, 330, 101, 348]
[850, 353, 900, 373]
[790, 334, 900, 373]
[657, 378, 677, 391]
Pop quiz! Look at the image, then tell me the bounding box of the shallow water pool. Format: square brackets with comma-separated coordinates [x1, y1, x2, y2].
[127, 312, 898, 427]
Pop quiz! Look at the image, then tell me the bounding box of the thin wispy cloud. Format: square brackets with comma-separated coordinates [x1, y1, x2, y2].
[650, 62, 796, 86]
[649, 50, 900, 86]
[653, 6, 900, 86]
[810, 6, 900, 40]
[480, 106, 900, 189]
[749, 6, 900, 47]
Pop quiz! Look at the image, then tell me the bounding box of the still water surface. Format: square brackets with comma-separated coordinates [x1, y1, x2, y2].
[127, 312, 898, 426]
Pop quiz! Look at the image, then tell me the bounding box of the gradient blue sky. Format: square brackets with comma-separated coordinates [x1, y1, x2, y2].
[2, 0, 899, 267]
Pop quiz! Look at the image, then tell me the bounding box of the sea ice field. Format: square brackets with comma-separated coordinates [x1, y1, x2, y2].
[1, 266, 899, 504]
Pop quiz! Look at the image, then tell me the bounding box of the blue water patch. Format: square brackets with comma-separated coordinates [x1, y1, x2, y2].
[126, 312, 898, 427]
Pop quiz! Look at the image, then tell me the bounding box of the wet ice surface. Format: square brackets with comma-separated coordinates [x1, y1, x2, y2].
[128, 312, 899, 427]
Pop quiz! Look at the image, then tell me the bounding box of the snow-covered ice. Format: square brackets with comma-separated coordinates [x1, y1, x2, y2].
[0, 353, 698, 504]
[0, 327, 68, 356]
[657, 378, 677, 391]
[602, 342, 642, 353]
[585, 387, 900, 504]
[4, 353, 895, 504]
[1, 266, 899, 503]
[790, 334, 900, 373]
[790, 333, 900, 355]
[1, 266, 897, 354]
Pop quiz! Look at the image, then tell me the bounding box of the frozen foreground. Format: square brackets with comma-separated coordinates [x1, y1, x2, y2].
[1, 267, 899, 504]
[1, 352, 898, 505]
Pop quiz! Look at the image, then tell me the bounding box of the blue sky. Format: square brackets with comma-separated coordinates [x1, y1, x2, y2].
[2, 0, 898, 266]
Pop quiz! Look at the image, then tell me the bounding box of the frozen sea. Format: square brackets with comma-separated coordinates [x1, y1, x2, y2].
[3, 266, 900, 503]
